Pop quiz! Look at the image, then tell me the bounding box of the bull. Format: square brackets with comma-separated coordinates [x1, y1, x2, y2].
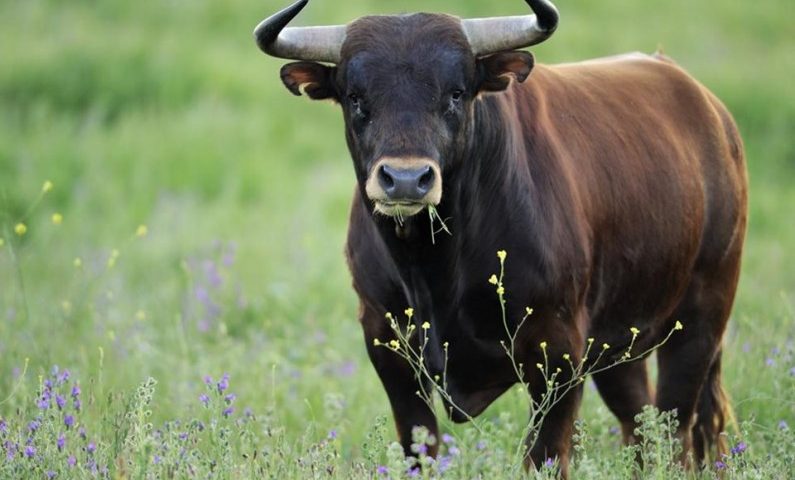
[253, 0, 747, 475]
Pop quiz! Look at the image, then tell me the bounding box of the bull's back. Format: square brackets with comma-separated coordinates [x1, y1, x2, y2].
[517, 53, 746, 327]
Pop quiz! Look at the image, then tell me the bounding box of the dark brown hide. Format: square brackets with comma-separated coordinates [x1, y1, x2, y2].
[277, 14, 746, 478]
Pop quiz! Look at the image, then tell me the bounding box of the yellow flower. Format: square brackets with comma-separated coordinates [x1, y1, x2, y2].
[373, 338, 381, 346]
[421, 322, 430, 330]
[562, 353, 570, 361]
[136, 224, 148, 237]
[389, 339, 400, 349]
[488, 274, 498, 285]
[587, 337, 594, 344]
[602, 343, 610, 350]
[630, 326, 640, 335]
[385, 312, 394, 321]
[536, 363, 543, 370]
[404, 307, 414, 318]
[496, 286, 505, 295]
[443, 341, 449, 348]
[42, 180, 53, 193]
[73, 257, 82, 268]
[497, 250, 507, 261]
[674, 320, 684, 331]
[52, 213, 63, 225]
[14, 223, 27, 236]
[539, 341, 547, 350]
[525, 307, 534, 316]
[623, 351, 631, 359]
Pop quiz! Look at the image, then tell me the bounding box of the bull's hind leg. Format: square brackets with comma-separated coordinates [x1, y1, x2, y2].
[655, 271, 737, 466]
[593, 360, 653, 444]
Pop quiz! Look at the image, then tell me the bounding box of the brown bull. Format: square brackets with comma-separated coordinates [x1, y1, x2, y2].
[254, 0, 747, 475]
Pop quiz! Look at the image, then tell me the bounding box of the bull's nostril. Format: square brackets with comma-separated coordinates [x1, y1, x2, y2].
[418, 167, 434, 193]
[379, 165, 395, 190]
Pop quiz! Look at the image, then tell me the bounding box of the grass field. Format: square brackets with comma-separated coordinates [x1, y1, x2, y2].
[1, 0, 793, 478]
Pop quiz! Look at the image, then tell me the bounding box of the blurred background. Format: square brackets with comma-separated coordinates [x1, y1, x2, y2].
[0, 0, 793, 468]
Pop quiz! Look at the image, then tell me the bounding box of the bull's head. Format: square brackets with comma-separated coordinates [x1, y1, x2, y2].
[255, 0, 558, 218]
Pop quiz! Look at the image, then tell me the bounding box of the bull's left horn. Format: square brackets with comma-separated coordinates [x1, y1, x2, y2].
[254, 0, 346, 63]
[462, 0, 559, 56]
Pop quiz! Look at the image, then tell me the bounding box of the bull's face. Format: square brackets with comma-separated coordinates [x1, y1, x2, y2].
[255, 0, 558, 218]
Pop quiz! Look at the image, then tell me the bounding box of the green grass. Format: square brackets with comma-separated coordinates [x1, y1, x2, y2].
[1, 0, 793, 478]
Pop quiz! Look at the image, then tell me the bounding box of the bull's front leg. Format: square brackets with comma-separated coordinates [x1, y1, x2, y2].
[524, 326, 584, 479]
[361, 304, 439, 458]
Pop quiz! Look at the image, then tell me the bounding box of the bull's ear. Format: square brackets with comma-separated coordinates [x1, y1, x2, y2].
[280, 62, 338, 101]
[477, 51, 535, 92]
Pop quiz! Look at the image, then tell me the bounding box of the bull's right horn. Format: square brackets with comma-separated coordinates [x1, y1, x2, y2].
[462, 0, 559, 56]
[254, 0, 346, 63]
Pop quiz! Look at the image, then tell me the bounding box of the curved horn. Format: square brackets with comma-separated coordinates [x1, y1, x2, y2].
[462, 0, 559, 56]
[254, 0, 346, 63]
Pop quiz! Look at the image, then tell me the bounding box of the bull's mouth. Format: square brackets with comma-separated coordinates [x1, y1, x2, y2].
[373, 200, 428, 218]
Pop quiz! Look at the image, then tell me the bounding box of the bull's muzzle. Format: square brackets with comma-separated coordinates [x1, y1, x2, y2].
[365, 157, 442, 217]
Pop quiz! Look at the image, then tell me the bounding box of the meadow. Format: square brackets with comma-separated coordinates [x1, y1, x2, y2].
[0, 0, 793, 478]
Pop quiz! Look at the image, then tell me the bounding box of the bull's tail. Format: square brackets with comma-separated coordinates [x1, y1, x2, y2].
[692, 349, 735, 464]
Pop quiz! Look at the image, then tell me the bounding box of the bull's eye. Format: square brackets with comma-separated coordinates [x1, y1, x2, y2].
[450, 90, 464, 102]
[348, 93, 361, 109]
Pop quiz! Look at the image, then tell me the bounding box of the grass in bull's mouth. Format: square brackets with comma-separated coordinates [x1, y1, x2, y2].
[427, 204, 452, 245]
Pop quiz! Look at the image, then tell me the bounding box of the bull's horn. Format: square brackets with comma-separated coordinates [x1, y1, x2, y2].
[462, 0, 559, 56]
[254, 0, 346, 63]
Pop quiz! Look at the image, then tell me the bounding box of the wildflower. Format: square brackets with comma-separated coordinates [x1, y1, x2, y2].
[57, 434, 65, 451]
[525, 307, 533, 315]
[71, 385, 81, 398]
[421, 321, 430, 330]
[55, 394, 66, 410]
[224, 393, 236, 404]
[544, 457, 555, 468]
[179, 432, 188, 441]
[136, 225, 148, 237]
[609, 426, 620, 436]
[37, 397, 50, 410]
[79, 427, 86, 440]
[778, 420, 789, 430]
[442, 433, 454, 444]
[630, 326, 640, 335]
[602, 343, 610, 350]
[199, 394, 209, 406]
[373, 338, 381, 346]
[28, 419, 41, 432]
[42, 180, 53, 193]
[222, 407, 234, 417]
[0, 418, 6, 434]
[488, 274, 498, 285]
[376, 465, 388, 475]
[153, 455, 162, 464]
[68, 455, 76, 467]
[52, 213, 63, 225]
[449, 445, 460, 456]
[587, 337, 594, 344]
[389, 340, 400, 349]
[87, 442, 96, 454]
[540, 341, 547, 350]
[405, 307, 414, 318]
[24, 445, 36, 458]
[765, 357, 775, 367]
[476, 440, 487, 450]
[15, 223, 27, 236]
[57, 369, 70, 384]
[203, 375, 213, 386]
[328, 430, 338, 440]
[731, 441, 747, 455]
[73, 398, 81, 411]
[496, 286, 505, 295]
[46, 471, 55, 479]
[674, 320, 683, 330]
[562, 353, 570, 361]
[497, 250, 507, 261]
[217, 373, 230, 393]
[64, 415, 74, 428]
[714, 460, 726, 470]
[536, 363, 543, 370]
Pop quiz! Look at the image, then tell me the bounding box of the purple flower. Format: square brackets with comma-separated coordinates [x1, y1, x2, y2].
[217, 373, 230, 393]
[79, 427, 86, 440]
[742, 342, 751, 353]
[46, 471, 56, 479]
[407, 466, 420, 478]
[37, 397, 50, 410]
[779, 420, 789, 430]
[87, 442, 96, 454]
[203, 375, 213, 386]
[64, 415, 74, 429]
[442, 433, 454, 444]
[417, 444, 428, 455]
[199, 394, 209, 406]
[244, 407, 254, 418]
[57, 434, 66, 451]
[73, 398, 82, 412]
[765, 357, 775, 367]
[67, 455, 76, 467]
[56, 395, 66, 410]
[0, 418, 6, 434]
[376, 465, 388, 475]
[5, 441, 17, 460]
[715, 460, 726, 470]
[439, 454, 453, 472]
[71, 385, 81, 398]
[224, 393, 236, 404]
[28, 420, 41, 432]
[24, 445, 36, 458]
[448, 446, 460, 456]
[222, 406, 234, 417]
[328, 430, 337, 440]
[789, 367, 795, 377]
[57, 369, 70, 385]
[731, 441, 747, 455]
[544, 457, 555, 468]
[179, 432, 188, 441]
[609, 426, 620, 435]
[476, 440, 487, 450]
[153, 455, 161, 465]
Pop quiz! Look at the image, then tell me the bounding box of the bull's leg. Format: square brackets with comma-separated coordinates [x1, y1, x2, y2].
[361, 304, 439, 458]
[592, 360, 654, 444]
[524, 334, 584, 479]
[656, 272, 736, 466]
